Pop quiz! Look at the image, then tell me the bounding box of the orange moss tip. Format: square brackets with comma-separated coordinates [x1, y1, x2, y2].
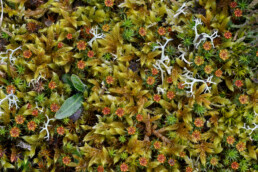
[102, 107, 111, 115]
[224, 31, 232, 39]
[23, 50, 32, 59]
[167, 91, 175, 100]
[194, 56, 204, 66]
[32, 109, 39, 117]
[226, 136, 235, 145]
[234, 8, 242, 17]
[105, 0, 114, 7]
[127, 126, 136, 135]
[136, 114, 143, 121]
[6, 85, 16, 94]
[77, 60, 86, 70]
[215, 69, 223, 77]
[192, 130, 201, 142]
[62, 156, 71, 165]
[120, 163, 129, 172]
[27, 121, 37, 131]
[219, 49, 230, 61]
[26, 22, 38, 32]
[106, 76, 114, 84]
[116, 108, 124, 117]
[151, 68, 159, 75]
[66, 33, 73, 39]
[236, 141, 246, 152]
[168, 158, 176, 166]
[48, 81, 57, 89]
[158, 27, 166, 36]
[139, 157, 148, 166]
[239, 95, 248, 104]
[57, 42, 63, 48]
[97, 166, 104, 172]
[153, 94, 161, 102]
[204, 65, 213, 74]
[231, 161, 239, 170]
[57, 126, 65, 135]
[230, 1, 237, 8]
[139, 27, 146, 36]
[194, 118, 204, 127]
[77, 40, 87, 51]
[234, 80, 243, 88]
[153, 141, 161, 149]
[203, 41, 212, 51]
[50, 103, 60, 112]
[179, 151, 186, 157]
[102, 24, 110, 32]
[10, 127, 20, 138]
[167, 76, 173, 83]
[157, 154, 166, 163]
[87, 50, 94, 58]
[210, 157, 218, 166]
[15, 115, 25, 124]
[185, 166, 193, 172]
[146, 76, 155, 85]
[178, 82, 185, 89]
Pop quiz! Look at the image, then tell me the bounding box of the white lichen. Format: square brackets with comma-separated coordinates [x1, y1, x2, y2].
[88, 26, 105, 47]
[35, 102, 44, 113]
[174, 3, 187, 18]
[0, 46, 22, 65]
[178, 44, 192, 65]
[152, 37, 173, 85]
[157, 86, 166, 95]
[242, 123, 258, 135]
[40, 114, 55, 141]
[28, 72, 46, 87]
[0, 90, 19, 116]
[193, 18, 219, 48]
[16, 140, 31, 150]
[181, 67, 216, 97]
[110, 53, 118, 61]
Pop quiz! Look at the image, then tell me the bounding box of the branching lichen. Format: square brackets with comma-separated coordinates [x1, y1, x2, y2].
[0, 46, 22, 65]
[152, 37, 173, 85]
[88, 26, 105, 47]
[181, 67, 216, 97]
[193, 18, 219, 48]
[40, 114, 55, 141]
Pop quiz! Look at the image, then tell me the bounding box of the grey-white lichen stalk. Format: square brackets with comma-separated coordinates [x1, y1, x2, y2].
[0, 46, 22, 65]
[181, 67, 216, 97]
[178, 44, 192, 65]
[153, 37, 173, 85]
[35, 102, 44, 113]
[193, 18, 219, 48]
[242, 123, 258, 135]
[88, 26, 105, 47]
[28, 72, 46, 87]
[0, 90, 19, 116]
[40, 114, 55, 141]
[174, 3, 187, 18]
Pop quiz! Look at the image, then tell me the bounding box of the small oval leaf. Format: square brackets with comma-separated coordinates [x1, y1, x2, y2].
[55, 94, 83, 119]
[71, 74, 86, 92]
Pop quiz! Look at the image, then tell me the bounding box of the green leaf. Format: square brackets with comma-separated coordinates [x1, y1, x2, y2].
[71, 74, 86, 92]
[62, 74, 74, 88]
[55, 94, 83, 119]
